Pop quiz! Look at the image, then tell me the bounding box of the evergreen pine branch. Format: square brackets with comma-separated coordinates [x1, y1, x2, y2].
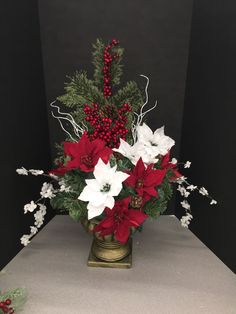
[113, 81, 144, 112]
[57, 71, 106, 108]
[92, 38, 105, 90]
[110, 46, 124, 86]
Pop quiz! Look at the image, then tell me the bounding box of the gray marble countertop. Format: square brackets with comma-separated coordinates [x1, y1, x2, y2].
[1, 215, 236, 314]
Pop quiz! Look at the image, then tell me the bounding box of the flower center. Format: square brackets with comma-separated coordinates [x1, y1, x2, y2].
[136, 179, 144, 188]
[100, 183, 111, 192]
[81, 154, 93, 167]
[150, 141, 158, 146]
[130, 195, 143, 208]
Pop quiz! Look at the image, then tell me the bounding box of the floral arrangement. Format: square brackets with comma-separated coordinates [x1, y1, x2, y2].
[0, 288, 26, 314]
[17, 39, 216, 247]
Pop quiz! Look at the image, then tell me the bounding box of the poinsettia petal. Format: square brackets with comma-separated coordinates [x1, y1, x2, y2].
[145, 169, 166, 187]
[161, 151, 170, 168]
[143, 187, 157, 197]
[66, 158, 80, 170]
[87, 203, 105, 219]
[85, 179, 101, 192]
[115, 220, 130, 244]
[93, 158, 111, 184]
[99, 147, 113, 164]
[124, 173, 136, 187]
[128, 209, 148, 226]
[134, 158, 146, 178]
[104, 195, 115, 209]
[154, 125, 165, 136]
[79, 187, 107, 206]
[64, 141, 79, 158]
[94, 216, 115, 230]
[137, 123, 153, 143]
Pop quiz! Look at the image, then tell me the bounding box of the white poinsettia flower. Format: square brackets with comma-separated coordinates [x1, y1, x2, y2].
[78, 158, 129, 220]
[136, 123, 175, 156]
[113, 139, 158, 165]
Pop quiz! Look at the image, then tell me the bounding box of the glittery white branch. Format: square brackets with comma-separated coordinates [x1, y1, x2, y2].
[50, 101, 87, 141]
[131, 75, 158, 143]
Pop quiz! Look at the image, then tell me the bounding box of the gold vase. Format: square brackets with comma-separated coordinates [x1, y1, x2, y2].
[81, 218, 132, 268]
[92, 237, 130, 262]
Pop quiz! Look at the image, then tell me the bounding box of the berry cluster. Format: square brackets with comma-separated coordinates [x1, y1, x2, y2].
[0, 299, 14, 314]
[84, 103, 131, 148]
[103, 38, 119, 98]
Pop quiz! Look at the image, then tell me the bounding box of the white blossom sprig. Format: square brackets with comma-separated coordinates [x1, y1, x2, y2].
[175, 173, 217, 229]
[20, 203, 47, 246]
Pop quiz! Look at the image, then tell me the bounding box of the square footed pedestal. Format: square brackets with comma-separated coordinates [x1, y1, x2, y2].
[87, 240, 132, 269]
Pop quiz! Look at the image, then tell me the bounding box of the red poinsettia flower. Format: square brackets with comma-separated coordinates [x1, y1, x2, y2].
[160, 151, 182, 181]
[50, 133, 112, 174]
[94, 197, 148, 244]
[125, 158, 166, 200]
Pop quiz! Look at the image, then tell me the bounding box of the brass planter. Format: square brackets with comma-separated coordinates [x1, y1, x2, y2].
[92, 237, 130, 262]
[81, 218, 132, 268]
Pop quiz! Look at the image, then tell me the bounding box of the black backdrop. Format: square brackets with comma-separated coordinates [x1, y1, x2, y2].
[1, 0, 236, 273]
[177, 0, 236, 273]
[38, 0, 193, 158]
[0, 1, 53, 270]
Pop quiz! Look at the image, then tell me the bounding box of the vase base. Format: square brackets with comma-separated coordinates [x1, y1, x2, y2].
[87, 239, 132, 269]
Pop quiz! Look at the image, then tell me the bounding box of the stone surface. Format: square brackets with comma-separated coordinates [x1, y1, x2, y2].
[1, 215, 236, 314]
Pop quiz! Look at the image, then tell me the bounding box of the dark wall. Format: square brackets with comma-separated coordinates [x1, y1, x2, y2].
[0, 1, 52, 269]
[38, 0, 193, 160]
[178, 0, 236, 273]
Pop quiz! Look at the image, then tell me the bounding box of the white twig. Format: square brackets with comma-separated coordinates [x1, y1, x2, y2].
[131, 75, 158, 143]
[50, 101, 87, 140]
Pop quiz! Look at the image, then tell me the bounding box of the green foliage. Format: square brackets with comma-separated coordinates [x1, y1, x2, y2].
[0, 288, 27, 313]
[112, 81, 144, 113]
[92, 39, 105, 89]
[64, 198, 87, 221]
[116, 156, 133, 172]
[144, 179, 173, 219]
[117, 185, 136, 200]
[58, 71, 106, 108]
[50, 171, 88, 221]
[110, 46, 124, 86]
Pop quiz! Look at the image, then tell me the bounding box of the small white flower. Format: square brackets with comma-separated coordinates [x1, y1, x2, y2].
[16, 167, 28, 176]
[187, 185, 197, 191]
[40, 182, 56, 199]
[180, 200, 191, 210]
[29, 169, 44, 176]
[30, 226, 38, 235]
[180, 212, 193, 228]
[176, 176, 187, 184]
[199, 187, 208, 196]
[20, 235, 31, 246]
[177, 185, 190, 198]
[24, 201, 37, 214]
[38, 203, 47, 214]
[171, 158, 178, 164]
[184, 161, 191, 168]
[210, 199, 217, 205]
[34, 204, 47, 228]
[59, 179, 71, 192]
[136, 123, 175, 156]
[78, 158, 129, 220]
